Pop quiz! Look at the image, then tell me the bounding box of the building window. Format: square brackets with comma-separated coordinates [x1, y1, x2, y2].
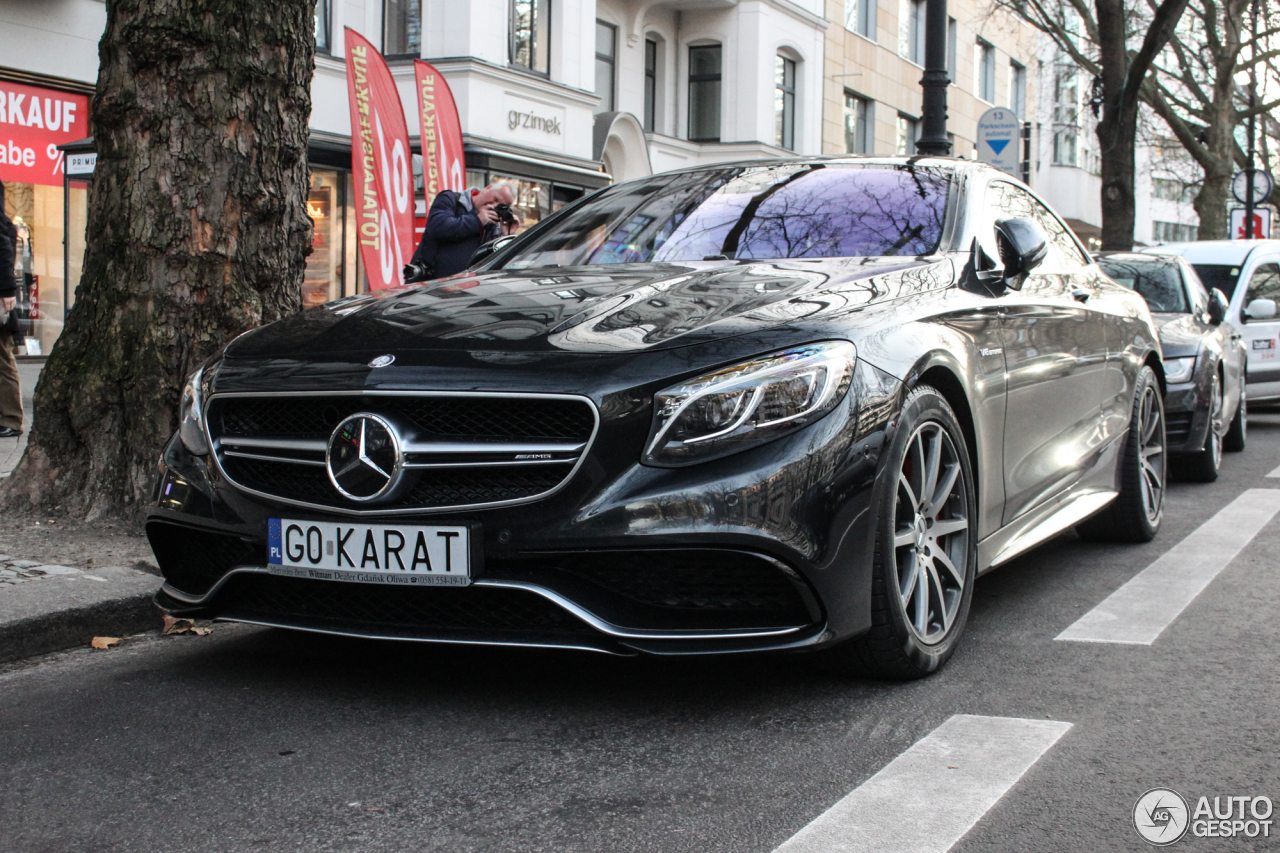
[1153, 178, 1197, 203]
[896, 113, 919, 155]
[644, 39, 658, 132]
[688, 45, 722, 142]
[316, 0, 331, 53]
[1009, 61, 1026, 119]
[594, 21, 616, 114]
[511, 0, 551, 75]
[1052, 61, 1079, 166]
[844, 92, 873, 154]
[900, 0, 925, 64]
[1153, 220, 1199, 242]
[775, 55, 797, 150]
[383, 0, 421, 59]
[845, 0, 875, 38]
[975, 39, 995, 101]
[947, 17, 957, 82]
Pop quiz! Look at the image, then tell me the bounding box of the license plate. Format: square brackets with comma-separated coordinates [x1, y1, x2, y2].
[267, 519, 470, 586]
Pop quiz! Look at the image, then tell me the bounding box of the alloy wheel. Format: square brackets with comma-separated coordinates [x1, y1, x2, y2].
[1138, 384, 1166, 523]
[1208, 374, 1223, 470]
[893, 421, 970, 645]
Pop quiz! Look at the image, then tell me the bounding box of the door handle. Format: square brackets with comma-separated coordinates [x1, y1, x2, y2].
[1071, 288, 1090, 303]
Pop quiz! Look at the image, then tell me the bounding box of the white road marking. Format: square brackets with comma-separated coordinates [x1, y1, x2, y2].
[1267, 464, 1280, 478]
[1057, 488, 1280, 645]
[772, 715, 1072, 853]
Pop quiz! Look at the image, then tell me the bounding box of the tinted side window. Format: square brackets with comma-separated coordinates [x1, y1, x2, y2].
[1244, 263, 1280, 306]
[986, 182, 1087, 270]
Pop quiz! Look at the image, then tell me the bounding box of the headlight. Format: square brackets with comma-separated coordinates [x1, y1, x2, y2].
[178, 366, 210, 455]
[643, 341, 855, 467]
[1163, 356, 1195, 384]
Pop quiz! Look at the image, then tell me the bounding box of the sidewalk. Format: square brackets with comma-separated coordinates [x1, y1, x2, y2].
[0, 358, 165, 663]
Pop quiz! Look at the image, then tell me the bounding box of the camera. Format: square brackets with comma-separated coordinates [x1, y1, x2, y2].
[493, 203, 518, 227]
[402, 261, 434, 283]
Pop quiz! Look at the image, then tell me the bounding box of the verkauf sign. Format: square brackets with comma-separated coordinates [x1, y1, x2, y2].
[0, 81, 90, 186]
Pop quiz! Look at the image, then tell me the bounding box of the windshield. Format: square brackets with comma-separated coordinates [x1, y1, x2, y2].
[500, 164, 951, 270]
[1098, 257, 1189, 313]
[1191, 263, 1243, 300]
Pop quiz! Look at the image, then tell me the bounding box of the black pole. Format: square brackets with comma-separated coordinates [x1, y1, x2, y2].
[1245, 0, 1259, 238]
[916, 0, 951, 156]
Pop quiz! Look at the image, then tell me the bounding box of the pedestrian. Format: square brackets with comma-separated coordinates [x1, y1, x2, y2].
[0, 181, 23, 438]
[404, 181, 522, 282]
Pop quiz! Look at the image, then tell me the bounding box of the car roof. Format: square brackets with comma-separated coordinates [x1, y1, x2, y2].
[648, 154, 1007, 180]
[1096, 252, 1179, 266]
[1141, 240, 1280, 264]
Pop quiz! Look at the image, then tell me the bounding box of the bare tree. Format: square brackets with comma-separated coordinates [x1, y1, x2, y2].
[1000, 0, 1192, 249]
[1, 0, 315, 518]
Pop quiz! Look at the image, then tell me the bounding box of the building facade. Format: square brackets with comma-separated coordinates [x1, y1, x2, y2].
[820, 0, 1038, 163]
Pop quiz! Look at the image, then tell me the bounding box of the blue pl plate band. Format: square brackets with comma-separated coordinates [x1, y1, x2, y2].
[267, 518, 283, 564]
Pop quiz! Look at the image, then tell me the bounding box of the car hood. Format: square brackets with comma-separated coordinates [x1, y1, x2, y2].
[1151, 312, 1205, 359]
[226, 258, 944, 358]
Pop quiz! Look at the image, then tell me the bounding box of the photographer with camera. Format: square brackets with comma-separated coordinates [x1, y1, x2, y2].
[404, 181, 522, 282]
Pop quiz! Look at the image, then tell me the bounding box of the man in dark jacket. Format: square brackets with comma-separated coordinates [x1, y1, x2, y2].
[0, 180, 22, 438]
[406, 181, 521, 281]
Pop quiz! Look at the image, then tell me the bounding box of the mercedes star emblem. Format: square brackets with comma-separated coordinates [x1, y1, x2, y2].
[368, 354, 395, 368]
[326, 413, 404, 501]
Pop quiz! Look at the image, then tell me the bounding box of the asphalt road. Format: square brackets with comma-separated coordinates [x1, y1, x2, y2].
[4, 414, 1280, 853]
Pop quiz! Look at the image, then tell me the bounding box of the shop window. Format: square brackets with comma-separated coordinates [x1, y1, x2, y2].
[304, 171, 347, 308]
[975, 39, 995, 102]
[511, 0, 551, 75]
[553, 185, 584, 213]
[688, 45, 722, 143]
[383, 0, 421, 59]
[900, 0, 924, 64]
[775, 56, 796, 151]
[644, 39, 658, 132]
[844, 92, 873, 154]
[595, 21, 616, 115]
[315, 0, 331, 54]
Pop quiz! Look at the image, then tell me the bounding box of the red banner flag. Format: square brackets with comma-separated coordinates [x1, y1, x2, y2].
[344, 28, 415, 290]
[0, 81, 90, 186]
[414, 60, 466, 209]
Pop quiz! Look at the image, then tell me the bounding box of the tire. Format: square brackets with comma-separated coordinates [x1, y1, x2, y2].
[817, 385, 977, 679]
[1223, 387, 1246, 452]
[1077, 366, 1166, 542]
[1173, 371, 1222, 483]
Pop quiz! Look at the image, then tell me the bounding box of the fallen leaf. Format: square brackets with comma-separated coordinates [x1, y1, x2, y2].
[162, 615, 211, 636]
[91, 637, 121, 650]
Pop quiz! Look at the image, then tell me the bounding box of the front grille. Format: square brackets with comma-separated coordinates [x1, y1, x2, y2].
[147, 521, 261, 596]
[217, 396, 594, 441]
[213, 573, 594, 637]
[222, 456, 572, 511]
[1166, 410, 1194, 446]
[207, 392, 596, 513]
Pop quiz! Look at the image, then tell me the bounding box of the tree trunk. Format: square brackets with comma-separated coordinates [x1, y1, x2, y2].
[0, 0, 314, 519]
[1096, 0, 1137, 250]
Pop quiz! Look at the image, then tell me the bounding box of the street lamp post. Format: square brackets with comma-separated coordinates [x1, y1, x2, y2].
[916, 0, 952, 156]
[1245, 0, 1259, 238]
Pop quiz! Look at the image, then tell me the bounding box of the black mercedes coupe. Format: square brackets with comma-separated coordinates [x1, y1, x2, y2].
[149, 158, 1166, 678]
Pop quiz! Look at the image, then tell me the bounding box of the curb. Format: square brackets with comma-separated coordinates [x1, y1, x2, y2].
[0, 593, 159, 664]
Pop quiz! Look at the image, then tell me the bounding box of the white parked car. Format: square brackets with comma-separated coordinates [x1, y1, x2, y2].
[1143, 240, 1280, 405]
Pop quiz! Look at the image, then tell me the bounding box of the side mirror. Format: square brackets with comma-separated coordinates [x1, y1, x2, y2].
[993, 217, 1049, 285]
[1244, 297, 1278, 322]
[469, 234, 518, 266]
[1207, 288, 1228, 325]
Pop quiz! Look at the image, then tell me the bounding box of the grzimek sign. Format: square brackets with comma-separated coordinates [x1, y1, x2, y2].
[977, 107, 1021, 177]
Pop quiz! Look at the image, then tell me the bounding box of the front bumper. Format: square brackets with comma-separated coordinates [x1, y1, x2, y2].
[147, 359, 902, 656]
